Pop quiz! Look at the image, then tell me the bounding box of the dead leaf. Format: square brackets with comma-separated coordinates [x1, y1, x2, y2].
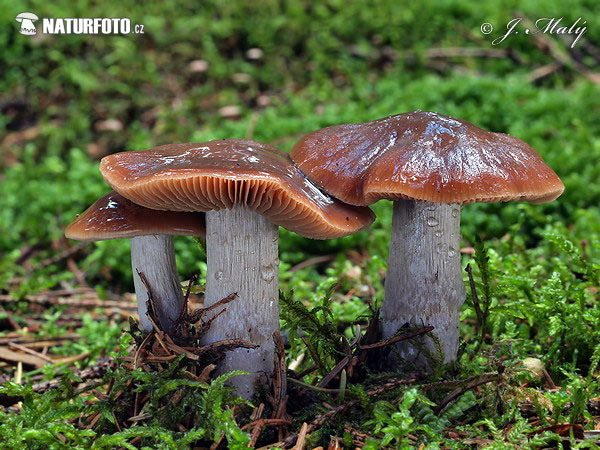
[529, 423, 584, 439]
[0, 347, 49, 368]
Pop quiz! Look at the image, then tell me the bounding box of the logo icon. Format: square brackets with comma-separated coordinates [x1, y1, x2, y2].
[15, 12, 39, 35]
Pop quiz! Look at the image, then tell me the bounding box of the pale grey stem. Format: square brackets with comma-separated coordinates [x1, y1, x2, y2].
[131, 235, 184, 334]
[381, 200, 465, 367]
[203, 206, 279, 400]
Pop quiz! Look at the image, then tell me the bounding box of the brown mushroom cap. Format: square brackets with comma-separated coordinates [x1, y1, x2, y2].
[65, 191, 206, 241]
[290, 111, 565, 206]
[100, 140, 374, 239]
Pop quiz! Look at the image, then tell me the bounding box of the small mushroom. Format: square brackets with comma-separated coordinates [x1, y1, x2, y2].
[65, 191, 205, 334]
[15, 12, 39, 35]
[100, 139, 374, 398]
[291, 111, 564, 366]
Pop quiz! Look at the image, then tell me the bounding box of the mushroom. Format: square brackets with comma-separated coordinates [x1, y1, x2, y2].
[65, 191, 205, 334]
[15, 12, 39, 35]
[290, 111, 564, 366]
[100, 139, 374, 398]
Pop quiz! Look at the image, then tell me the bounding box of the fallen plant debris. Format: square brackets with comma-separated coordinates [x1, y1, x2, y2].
[0, 283, 598, 447]
[0, 288, 138, 310]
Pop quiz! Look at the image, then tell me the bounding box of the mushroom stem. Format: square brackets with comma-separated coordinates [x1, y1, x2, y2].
[131, 235, 184, 334]
[381, 200, 465, 367]
[203, 205, 279, 399]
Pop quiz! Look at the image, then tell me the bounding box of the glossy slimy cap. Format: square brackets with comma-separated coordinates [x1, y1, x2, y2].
[290, 111, 565, 206]
[100, 140, 374, 239]
[66, 191, 206, 241]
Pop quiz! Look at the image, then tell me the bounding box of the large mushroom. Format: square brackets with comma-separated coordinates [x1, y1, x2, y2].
[66, 191, 205, 334]
[100, 139, 374, 398]
[290, 111, 564, 366]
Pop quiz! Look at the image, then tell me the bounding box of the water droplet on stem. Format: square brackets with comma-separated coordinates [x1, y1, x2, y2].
[260, 264, 275, 283]
[426, 217, 439, 227]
